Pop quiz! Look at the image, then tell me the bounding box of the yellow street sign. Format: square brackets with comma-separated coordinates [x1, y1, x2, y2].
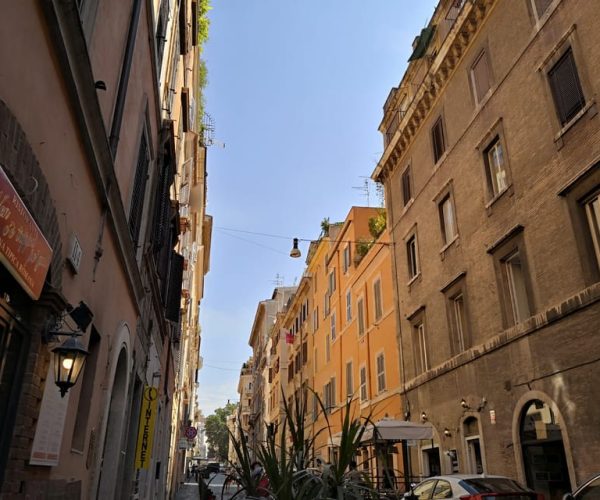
[135, 386, 159, 469]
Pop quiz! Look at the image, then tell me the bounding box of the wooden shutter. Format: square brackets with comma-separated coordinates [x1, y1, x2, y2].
[129, 132, 149, 247]
[402, 167, 412, 206]
[165, 252, 184, 322]
[302, 341, 308, 365]
[181, 88, 190, 132]
[548, 48, 585, 125]
[431, 117, 445, 163]
[191, 1, 198, 45]
[179, 0, 188, 55]
[472, 50, 491, 103]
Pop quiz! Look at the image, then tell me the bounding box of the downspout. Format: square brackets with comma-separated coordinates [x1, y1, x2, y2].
[109, 0, 143, 157]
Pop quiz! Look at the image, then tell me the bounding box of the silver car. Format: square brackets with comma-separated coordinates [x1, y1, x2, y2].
[563, 473, 600, 500]
[405, 474, 541, 500]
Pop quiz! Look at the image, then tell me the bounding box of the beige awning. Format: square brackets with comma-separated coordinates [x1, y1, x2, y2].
[361, 418, 433, 443]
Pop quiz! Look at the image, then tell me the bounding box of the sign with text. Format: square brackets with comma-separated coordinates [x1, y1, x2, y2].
[29, 364, 69, 466]
[0, 165, 52, 299]
[135, 386, 159, 470]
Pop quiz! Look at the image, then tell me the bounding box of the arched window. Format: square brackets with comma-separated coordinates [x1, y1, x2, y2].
[519, 400, 570, 500]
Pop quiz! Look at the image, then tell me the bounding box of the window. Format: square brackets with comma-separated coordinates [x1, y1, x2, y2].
[302, 341, 308, 365]
[314, 347, 318, 373]
[346, 361, 353, 398]
[412, 319, 429, 375]
[431, 116, 446, 164]
[373, 279, 383, 320]
[359, 366, 368, 401]
[330, 312, 337, 340]
[313, 307, 319, 331]
[443, 273, 471, 355]
[407, 234, 420, 280]
[129, 130, 150, 248]
[504, 250, 532, 324]
[325, 333, 331, 362]
[343, 245, 351, 273]
[548, 48, 586, 125]
[357, 298, 365, 336]
[324, 377, 336, 413]
[484, 137, 509, 197]
[328, 270, 336, 294]
[324, 292, 330, 317]
[584, 191, 600, 268]
[402, 166, 412, 206]
[376, 353, 386, 393]
[471, 49, 492, 104]
[156, 0, 170, 69]
[439, 194, 457, 245]
[346, 290, 352, 321]
[489, 227, 534, 327]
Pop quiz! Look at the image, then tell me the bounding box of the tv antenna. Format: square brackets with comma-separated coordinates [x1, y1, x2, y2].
[271, 273, 284, 287]
[201, 113, 225, 148]
[352, 177, 371, 206]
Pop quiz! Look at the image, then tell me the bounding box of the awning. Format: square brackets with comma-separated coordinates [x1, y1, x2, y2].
[361, 419, 434, 443]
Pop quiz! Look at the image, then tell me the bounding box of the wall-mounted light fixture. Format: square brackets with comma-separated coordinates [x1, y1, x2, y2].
[443, 427, 452, 437]
[420, 411, 428, 422]
[461, 398, 470, 409]
[43, 302, 93, 397]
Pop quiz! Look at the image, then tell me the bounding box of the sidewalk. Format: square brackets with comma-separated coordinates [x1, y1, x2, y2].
[174, 475, 237, 500]
[175, 481, 200, 500]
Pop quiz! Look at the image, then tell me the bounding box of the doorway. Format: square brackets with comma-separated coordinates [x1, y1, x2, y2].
[520, 400, 571, 500]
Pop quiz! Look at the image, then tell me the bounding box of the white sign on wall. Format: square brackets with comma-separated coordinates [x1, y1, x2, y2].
[30, 364, 69, 466]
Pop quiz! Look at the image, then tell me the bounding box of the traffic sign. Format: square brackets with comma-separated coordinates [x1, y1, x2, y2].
[184, 426, 197, 439]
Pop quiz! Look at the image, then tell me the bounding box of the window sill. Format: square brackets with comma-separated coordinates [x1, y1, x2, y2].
[439, 235, 459, 260]
[485, 184, 514, 215]
[433, 150, 449, 170]
[400, 198, 414, 216]
[407, 272, 422, 289]
[554, 100, 597, 149]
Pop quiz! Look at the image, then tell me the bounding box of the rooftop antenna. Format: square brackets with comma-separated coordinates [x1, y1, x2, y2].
[375, 181, 385, 207]
[352, 177, 370, 206]
[201, 112, 225, 148]
[271, 273, 284, 287]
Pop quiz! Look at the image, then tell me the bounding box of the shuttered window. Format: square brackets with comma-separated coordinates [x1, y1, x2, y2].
[129, 132, 150, 247]
[179, 0, 188, 55]
[548, 48, 585, 125]
[346, 361, 353, 397]
[165, 252, 184, 322]
[376, 354, 386, 393]
[402, 167, 412, 206]
[181, 88, 190, 132]
[156, 0, 169, 68]
[302, 341, 308, 365]
[471, 50, 492, 104]
[431, 116, 446, 164]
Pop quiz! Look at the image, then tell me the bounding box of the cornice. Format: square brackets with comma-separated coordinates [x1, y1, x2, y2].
[373, 0, 495, 183]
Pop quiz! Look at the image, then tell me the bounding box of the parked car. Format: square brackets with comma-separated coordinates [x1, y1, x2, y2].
[404, 475, 542, 500]
[206, 462, 221, 474]
[563, 473, 600, 500]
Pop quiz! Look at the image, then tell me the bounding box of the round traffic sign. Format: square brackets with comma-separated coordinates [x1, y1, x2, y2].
[185, 426, 197, 439]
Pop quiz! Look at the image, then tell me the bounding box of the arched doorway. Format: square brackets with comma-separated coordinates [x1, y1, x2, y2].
[520, 400, 570, 500]
[97, 347, 129, 499]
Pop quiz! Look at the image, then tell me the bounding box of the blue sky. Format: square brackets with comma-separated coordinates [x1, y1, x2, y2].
[197, 0, 439, 416]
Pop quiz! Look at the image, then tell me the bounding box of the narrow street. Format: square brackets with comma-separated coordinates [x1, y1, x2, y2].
[175, 473, 237, 500]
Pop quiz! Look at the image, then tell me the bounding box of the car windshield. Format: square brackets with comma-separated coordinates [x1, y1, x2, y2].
[461, 478, 528, 494]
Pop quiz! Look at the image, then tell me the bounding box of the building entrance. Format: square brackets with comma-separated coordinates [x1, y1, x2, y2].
[520, 400, 571, 500]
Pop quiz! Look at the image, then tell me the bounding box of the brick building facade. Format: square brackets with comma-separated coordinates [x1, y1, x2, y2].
[373, 0, 600, 498]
